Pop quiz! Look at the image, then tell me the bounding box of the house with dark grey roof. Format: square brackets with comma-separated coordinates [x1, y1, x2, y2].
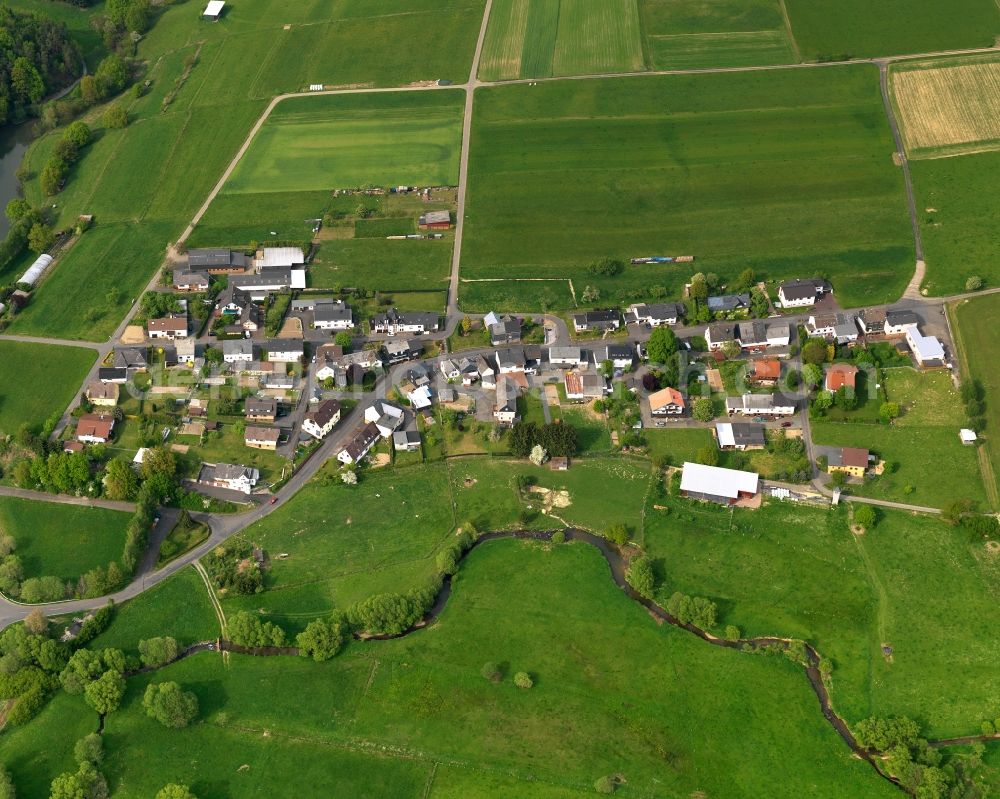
[245, 397, 278, 422]
[572, 310, 621, 333]
[628, 302, 684, 327]
[313, 300, 353, 331]
[370, 308, 440, 335]
[302, 399, 342, 440]
[113, 347, 148, 370]
[382, 339, 422, 364]
[706, 322, 738, 350]
[593, 343, 634, 370]
[173, 269, 210, 292]
[715, 422, 767, 450]
[707, 294, 750, 313]
[778, 278, 829, 308]
[884, 309, 921, 335]
[488, 314, 521, 345]
[337, 422, 380, 464]
[188, 248, 249, 274]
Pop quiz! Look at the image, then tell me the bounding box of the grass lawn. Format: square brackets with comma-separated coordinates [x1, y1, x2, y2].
[461, 67, 913, 311]
[559, 407, 612, 453]
[309, 238, 453, 292]
[641, 0, 796, 70]
[0, 497, 129, 584]
[87, 566, 220, 653]
[812, 366, 986, 508]
[0, 340, 94, 434]
[218, 462, 459, 628]
[644, 427, 714, 465]
[857, 509, 1000, 737]
[643, 500, 877, 723]
[479, 0, 644, 81]
[156, 515, 210, 567]
[225, 91, 466, 194]
[13, 539, 897, 797]
[912, 150, 1000, 295]
[952, 294, 1000, 502]
[783, 0, 1000, 60]
[811, 422, 986, 509]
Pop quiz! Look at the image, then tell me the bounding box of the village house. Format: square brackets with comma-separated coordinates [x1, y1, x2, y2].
[239, 302, 262, 333]
[476, 355, 496, 389]
[715, 422, 766, 450]
[495, 347, 532, 374]
[176, 338, 198, 364]
[382, 339, 422, 364]
[439, 359, 461, 381]
[594, 343, 634, 370]
[85, 381, 119, 407]
[855, 307, 887, 336]
[564, 371, 606, 401]
[485, 312, 521, 345]
[266, 339, 304, 363]
[904, 325, 945, 366]
[885, 309, 921, 336]
[302, 399, 342, 440]
[147, 316, 188, 340]
[406, 384, 433, 411]
[264, 372, 295, 390]
[393, 430, 422, 451]
[494, 377, 520, 424]
[76, 413, 115, 444]
[245, 397, 278, 422]
[417, 210, 451, 229]
[370, 308, 440, 336]
[188, 248, 249, 275]
[572, 309, 622, 333]
[99, 367, 128, 384]
[806, 313, 859, 344]
[337, 422, 381, 464]
[547, 346, 586, 368]
[365, 400, 405, 437]
[707, 293, 750, 314]
[245, 426, 280, 450]
[172, 269, 210, 292]
[232, 272, 299, 301]
[255, 247, 305, 269]
[825, 363, 858, 393]
[726, 393, 797, 417]
[113, 347, 148, 370]
[223, 339, 254, 363]
[777, 278, 830, 308]
[750, 359, 781, 386]
[197, 463, 258, 494]
[648, 386, 685, 416]
[706, 322, 738, 351]
[827, 447, 869, 478]
[313, 299, 353, 331]
[628, 302, 684, 327]
[217, 285, 249, 315]
[680, 461, 759, 504]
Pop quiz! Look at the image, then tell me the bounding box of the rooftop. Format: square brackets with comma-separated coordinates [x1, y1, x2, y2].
[680, 462, 759, 499]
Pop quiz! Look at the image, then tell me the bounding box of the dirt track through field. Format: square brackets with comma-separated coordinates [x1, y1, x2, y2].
[893, 60, 1000, 150]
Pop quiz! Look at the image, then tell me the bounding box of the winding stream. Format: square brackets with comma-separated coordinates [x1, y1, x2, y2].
[155, 528, 992, 793]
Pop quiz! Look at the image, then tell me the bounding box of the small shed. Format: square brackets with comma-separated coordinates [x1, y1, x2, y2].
[549, 456, 569, 471]
[418, 210, 451, 230]
[960, 428, 978, 445]
[203, 0, 225, 20]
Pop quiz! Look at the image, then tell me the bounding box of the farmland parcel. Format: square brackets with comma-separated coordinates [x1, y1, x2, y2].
[0, 340, 95, 433]
[783, 0, 1000, 61]
[891, 56, 1000, 158]
[641, 0, 797, 69]
[478, 0, 644, 81]
[461, 66, 913, 311]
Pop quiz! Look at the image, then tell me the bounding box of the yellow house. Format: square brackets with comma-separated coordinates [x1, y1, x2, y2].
[828, 447, 868, 478]
[85, 380, 119, 408]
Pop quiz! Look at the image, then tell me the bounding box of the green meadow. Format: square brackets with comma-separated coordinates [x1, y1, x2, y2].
[0, 340, 94, 433]
[912, 151, 1000, 295]
[479, 0, 644, 81]
[0, 497, 128, 584]
[2, 540, 898, 797]
[783, 0, 1000, 60]
[641, 0, 797, 69]
[224, 91, 466, 194]
[461, 67, 913, 311]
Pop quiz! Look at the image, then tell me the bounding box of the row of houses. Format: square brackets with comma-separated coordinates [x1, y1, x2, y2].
[705, 320, 790, 352]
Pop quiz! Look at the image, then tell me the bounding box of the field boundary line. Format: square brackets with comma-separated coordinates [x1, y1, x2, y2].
[420, 762, 438, 799]
[193, 561, 228, 640]
[777, 0, 802, 63]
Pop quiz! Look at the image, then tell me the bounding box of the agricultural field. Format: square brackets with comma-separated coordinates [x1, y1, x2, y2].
[912, 150, 1000, 294]
[952, 293, 1000, 499]
[891, 56, 1000, 158]
[461, 67, 913, 311]
[0, 497, 129, 583]
[478, 0, 644, 81]
[811, 367, 987, 509]
[641, 0, 797, 69]
[0, 340, 94, 434]
[224, 92, 466, 195]
[3, 540, 898, 796]
[782, 0, 1000, 61]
